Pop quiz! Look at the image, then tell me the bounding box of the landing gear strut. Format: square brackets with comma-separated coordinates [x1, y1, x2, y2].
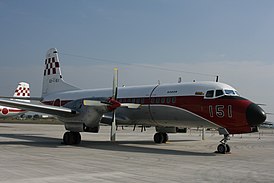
[153, 132, 169, 144]
[217, 134, 231, 154]
[63, 131, 81, 145]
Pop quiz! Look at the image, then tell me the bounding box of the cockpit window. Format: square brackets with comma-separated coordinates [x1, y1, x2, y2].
[225, 90, 235, 95]
[215, 90, 224, 97]
[235, 91, 240, 96]
[205, 90, 214, 98]
[205, 89, 239, 99]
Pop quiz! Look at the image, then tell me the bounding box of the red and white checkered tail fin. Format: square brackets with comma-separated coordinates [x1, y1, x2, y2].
[13, 82, 30, 97]
[42, 48, 79, 97]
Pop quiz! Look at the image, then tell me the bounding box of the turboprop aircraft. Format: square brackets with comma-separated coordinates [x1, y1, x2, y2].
[0, 48, 266, 154]
[0, 82, 30, 117]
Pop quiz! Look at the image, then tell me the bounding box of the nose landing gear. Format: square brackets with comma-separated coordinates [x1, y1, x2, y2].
[217, 134, 231, 154]
[217, 128, 231, 154]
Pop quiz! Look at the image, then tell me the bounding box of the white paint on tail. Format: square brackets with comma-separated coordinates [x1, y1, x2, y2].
[13, 82, 30, 97]
[42, 48, 79, 97]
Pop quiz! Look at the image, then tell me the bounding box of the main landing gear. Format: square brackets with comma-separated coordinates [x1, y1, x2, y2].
[217, 134, 231, 154]
[154, 132, 169, 144]
[63, 131, 81, 145]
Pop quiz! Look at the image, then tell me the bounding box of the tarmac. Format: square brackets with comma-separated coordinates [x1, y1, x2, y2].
[0, 123, 274, 183]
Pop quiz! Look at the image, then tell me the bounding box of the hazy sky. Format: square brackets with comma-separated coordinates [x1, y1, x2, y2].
[0, 0, 274, 121]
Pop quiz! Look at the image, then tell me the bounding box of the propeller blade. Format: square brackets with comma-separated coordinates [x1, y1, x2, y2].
[83, 100, 107, 107]
[110, 110, 116, 142]
[111, 68, 118, 142]
[112, 68, 118, 100]
[120, 103, 141, 109]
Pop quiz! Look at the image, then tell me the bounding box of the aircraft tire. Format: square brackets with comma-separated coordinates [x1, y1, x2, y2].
[63, 132, 74, 145]
[225, 144, 231, 153]
[63, 131, 81, 145]
[73, 132, 81, 145]
[162, 133, 169, 143]
[154, 133, 164, 143]
[217, 144, 227, 154]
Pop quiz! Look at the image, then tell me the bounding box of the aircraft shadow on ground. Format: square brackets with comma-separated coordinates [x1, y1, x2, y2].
[0, 133, 216, 156]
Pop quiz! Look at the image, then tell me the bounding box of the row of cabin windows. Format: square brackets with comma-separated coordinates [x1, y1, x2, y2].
[150, 97, 176, 104]
[118, 97, 176, 104]
[118, 98, 145, 104]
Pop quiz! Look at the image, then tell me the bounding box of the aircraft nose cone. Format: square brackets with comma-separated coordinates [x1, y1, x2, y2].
[246, 103, 266, 126]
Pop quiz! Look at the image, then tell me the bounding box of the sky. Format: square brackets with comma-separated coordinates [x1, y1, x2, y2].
[0, 0, 274, 121]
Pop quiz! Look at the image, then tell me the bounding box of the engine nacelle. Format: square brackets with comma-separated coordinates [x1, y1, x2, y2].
[59, 98, 109, 132]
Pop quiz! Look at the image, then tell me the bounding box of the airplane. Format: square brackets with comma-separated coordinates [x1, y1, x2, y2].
[0, 82, 30, 118]
[0, 48, 266, 154]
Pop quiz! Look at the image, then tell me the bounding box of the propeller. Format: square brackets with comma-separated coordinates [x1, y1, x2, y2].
[82, 68, 141, 142]
[110, 68, 118, 142]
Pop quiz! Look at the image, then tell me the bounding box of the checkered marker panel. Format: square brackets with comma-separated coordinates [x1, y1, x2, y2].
[15, 86, 30, 97]
[44, 57, 60, 76]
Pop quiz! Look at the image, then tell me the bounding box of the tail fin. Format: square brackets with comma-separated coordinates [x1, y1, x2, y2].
[13, 82, 30, 97]
[42, 48, 79, 97]
[13, 82, 30, 102]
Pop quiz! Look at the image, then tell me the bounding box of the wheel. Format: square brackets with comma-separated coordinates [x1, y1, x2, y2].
[63, 132, 81, 145]
[217, 144, 227, 154]
[162, 133, 169, 143]
[73, 132, 81, 145]
[63, 132, 74, 145]
[154, 133, 164, 143]
[225, 144, 231, 153]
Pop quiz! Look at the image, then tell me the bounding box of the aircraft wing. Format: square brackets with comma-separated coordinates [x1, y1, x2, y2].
[0, 96, 43, 101]
[0, 99, 77, 117]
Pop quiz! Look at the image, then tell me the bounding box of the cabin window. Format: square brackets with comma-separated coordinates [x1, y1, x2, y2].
[172, 97, 176, 103]
[215, 90, 224, 97]
[150, 98, 155, 103]
[141, 98, 145, 104]
[166, 97, 171, 104]
[161, 98, 165, 104]
[53, 99, 61, 106]
[132, 98, 136, 103]
[156, 98, 160, 104]
[136, 98, 140, 103]
[205, 90, 214, 98]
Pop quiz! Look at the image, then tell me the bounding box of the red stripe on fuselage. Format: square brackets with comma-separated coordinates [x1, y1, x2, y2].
[42, 95, 252, 134]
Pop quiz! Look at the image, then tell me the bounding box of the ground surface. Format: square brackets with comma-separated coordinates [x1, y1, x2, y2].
[0, 123, 273, 183]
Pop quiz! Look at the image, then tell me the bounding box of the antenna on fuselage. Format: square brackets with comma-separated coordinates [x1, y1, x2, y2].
[216, 76, 219, 82]
[178, 77, 182, 83]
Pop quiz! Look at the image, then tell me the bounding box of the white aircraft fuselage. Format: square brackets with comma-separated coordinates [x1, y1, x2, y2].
[42, 81, 265, 134]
